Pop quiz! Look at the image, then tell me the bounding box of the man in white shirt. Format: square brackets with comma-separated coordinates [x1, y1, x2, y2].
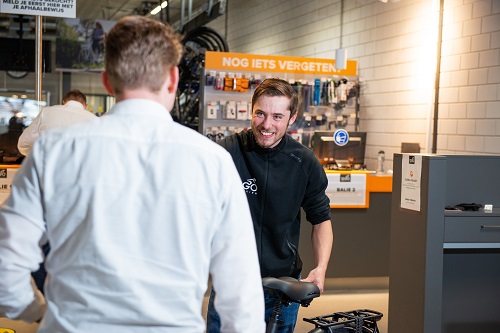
[0, 16, 265, 333]
[17, 89, 96, 156]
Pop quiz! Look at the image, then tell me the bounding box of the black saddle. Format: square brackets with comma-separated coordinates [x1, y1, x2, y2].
[262, 276, 320, 306]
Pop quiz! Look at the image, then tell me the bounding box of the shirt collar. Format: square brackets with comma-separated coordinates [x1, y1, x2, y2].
[105, 99, 173, 121]
[65, 100, 86, 109]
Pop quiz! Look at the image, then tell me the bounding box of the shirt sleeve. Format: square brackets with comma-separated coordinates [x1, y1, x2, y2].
[17, 110, 43, 156]
[209, 152, 266, 333]
[0, 147, 47, 322]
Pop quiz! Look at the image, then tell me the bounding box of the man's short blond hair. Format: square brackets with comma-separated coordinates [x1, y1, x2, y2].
[104, 16, 183, 95]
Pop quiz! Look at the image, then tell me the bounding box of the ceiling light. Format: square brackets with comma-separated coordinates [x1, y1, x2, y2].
[335, 0, 347, 70]
[150, 1, 168, 15]
[335, 49, 347, 70]
[151, 5, 161, 15]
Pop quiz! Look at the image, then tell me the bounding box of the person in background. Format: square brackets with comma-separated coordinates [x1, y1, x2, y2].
[0, 115, 26, 163]
[17, 89, 95, 156]
[92, 21, 105, 57]
[0, 15, 265, 333]
[207, 78, 334, 333]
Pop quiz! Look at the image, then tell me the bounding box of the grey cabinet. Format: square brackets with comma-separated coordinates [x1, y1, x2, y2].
[389, 154, 500, 333]
[444, 213, 500, 245]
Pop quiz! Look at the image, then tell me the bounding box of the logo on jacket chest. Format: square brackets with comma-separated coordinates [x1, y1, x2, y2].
[242, 178, 258, 195]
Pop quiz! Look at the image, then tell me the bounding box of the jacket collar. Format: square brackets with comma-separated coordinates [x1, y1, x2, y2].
[247, 129, 287, 156]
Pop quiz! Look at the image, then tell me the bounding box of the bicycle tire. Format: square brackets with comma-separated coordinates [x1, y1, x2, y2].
[78, 49, 91, 69]
[183, 26, 229, 52]
[174, 26, 229, 130]
[307, 328, 326, 333]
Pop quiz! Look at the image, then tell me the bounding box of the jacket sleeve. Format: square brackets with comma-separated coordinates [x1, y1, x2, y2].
[208, 152, 265, 333]
[302, 151, 331, 224]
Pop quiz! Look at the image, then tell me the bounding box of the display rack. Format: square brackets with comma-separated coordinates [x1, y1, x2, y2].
[200, 51, 359, 144]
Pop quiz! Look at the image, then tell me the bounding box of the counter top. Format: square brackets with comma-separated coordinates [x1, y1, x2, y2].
[325, 170, 392, 208]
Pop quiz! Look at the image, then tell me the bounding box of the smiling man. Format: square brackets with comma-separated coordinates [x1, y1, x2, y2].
[207, 78, 334, 333]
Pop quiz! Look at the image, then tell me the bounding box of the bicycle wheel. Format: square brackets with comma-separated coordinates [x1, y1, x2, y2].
[307, 328, 326, 333]
[182, 26, 229, 52]
[78, 49, 91, 69]
[173, 26, 229, 130]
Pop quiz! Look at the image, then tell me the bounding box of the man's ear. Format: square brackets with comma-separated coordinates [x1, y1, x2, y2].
[168, 66, 179, 94]
[288, 112, 298, 126]
[101, 71, 115, 96]
[160, 66, 180, 111]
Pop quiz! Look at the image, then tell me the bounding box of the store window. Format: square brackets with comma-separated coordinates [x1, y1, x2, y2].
[0, 90, 50, 132]
[85, 93, 115, 117]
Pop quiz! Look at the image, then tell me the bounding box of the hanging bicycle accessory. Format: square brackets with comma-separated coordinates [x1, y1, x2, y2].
[174, 26, 229, 130]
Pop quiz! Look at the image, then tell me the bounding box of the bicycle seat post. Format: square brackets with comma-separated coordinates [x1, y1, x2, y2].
[266, 290, 285, 333]
[262, 277, 320, 333]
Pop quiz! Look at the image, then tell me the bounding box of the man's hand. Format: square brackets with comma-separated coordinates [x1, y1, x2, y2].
[301, 267, 327, 292]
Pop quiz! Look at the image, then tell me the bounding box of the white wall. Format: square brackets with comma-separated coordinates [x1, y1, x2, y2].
[208, 0, 500, 170]
[438, 0, 500, 155]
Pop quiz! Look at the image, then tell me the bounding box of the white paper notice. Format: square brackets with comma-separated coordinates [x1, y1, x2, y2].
[0, 0, 76, 18]
[401, 154, 422, 211]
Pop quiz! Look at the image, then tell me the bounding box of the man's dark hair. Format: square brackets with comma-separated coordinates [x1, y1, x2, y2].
[251, 78, 298, 118]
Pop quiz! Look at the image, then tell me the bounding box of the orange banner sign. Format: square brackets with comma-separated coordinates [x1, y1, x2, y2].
[205, 51, 357, 76]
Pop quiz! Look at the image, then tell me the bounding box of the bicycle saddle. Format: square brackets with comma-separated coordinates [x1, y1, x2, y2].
[262, 276, 320, 305]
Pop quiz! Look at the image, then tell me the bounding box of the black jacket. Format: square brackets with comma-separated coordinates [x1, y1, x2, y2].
[219, 130, 331, 278]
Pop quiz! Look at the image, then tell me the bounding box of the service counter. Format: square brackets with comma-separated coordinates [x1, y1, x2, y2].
[0, 164, 19, 204]
[299, 170, 393, 279]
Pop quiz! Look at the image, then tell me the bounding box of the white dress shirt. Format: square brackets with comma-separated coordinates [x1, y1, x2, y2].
[0, 99, 265, 333]
[17, 100, 96, 156]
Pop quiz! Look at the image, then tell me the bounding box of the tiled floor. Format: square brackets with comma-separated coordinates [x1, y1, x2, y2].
[294, 277, 389, 332]
[0, 278, 389, 333]
[0, 318, 38, 333]
[200, 291, 388, 333]
[202, 277, 389, 332]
